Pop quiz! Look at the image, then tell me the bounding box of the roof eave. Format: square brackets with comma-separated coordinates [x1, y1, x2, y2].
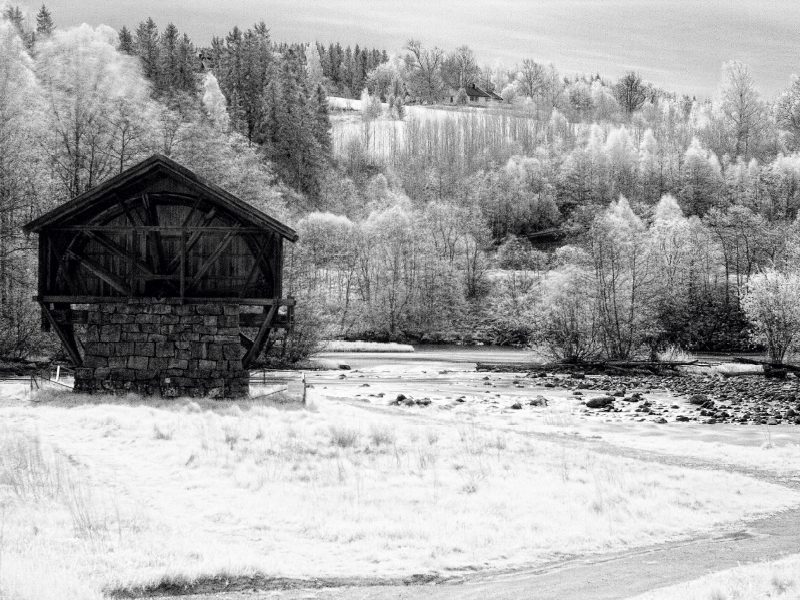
[23, 155, 298, 242]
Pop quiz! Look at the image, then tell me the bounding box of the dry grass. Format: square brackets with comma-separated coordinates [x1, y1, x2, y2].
[0, 388, 797, 599]
[657, 344, 696, 363]
[630, 554, 800, 600]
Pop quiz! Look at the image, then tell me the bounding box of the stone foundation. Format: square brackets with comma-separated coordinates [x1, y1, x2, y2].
[74, 299, 249, 398]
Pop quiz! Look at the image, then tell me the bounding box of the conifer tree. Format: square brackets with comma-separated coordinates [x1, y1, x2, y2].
[312, 83, 331, 154]
[35, 4, 54, 36]
[158, 22, 180, 95]
[135, 18, 160, 83]
[257, 77, 285, 160]
[175, 33, 197, 93]
[4, 6, 34, 49]
[118, 26, 135, 54]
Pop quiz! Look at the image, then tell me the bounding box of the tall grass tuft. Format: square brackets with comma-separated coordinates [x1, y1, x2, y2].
[657, 344, 696, 362]
[0, 428, 68, 501]
[152, 421, 175, 441]
[368, 424, 396, 447]
[329, 425, 360, 448]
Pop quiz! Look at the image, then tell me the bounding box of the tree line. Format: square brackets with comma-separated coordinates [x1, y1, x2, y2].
[3, 6, 800, 364]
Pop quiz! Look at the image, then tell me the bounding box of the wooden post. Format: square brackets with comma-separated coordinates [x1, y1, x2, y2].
[130, 230, 137, 297]
[242, 302, 278, 369]
[40, 302, 82, 367]
[39, 234, 49, 331]
[179, 229, 186, 300]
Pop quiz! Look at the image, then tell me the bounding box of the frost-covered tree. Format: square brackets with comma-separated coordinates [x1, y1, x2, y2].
[588, 196, 658, 358]
[403, 39, 445, 103]
[37, 24, 155, 197]
[441, 45, 479, 90]
[516, 58, 544, 99]
[741, 269, 800, 363]
[201, 72, 230, 131]
[534, 254, 601, 361]
[679, 138, 723, 216]
[718, 60, 768, 160]
[0, 21, 50, 356]
[775, 75, 800, 152]
[614, 71, 647, 116]
[305, 43, 324, 88]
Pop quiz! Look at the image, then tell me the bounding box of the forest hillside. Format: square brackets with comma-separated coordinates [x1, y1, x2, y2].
[3, 5, 800, 363]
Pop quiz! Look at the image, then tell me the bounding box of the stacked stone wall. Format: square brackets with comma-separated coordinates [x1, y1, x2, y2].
[74, 299, 249, 398]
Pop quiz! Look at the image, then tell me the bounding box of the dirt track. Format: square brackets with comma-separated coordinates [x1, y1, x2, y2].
[170, 506, 800, 599]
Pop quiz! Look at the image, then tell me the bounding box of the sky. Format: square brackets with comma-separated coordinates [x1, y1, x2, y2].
[33, 0, 800, 98]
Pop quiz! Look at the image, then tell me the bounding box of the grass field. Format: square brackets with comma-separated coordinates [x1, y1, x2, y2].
[0, 386, 798, 599]
[631, 553, 800, 600]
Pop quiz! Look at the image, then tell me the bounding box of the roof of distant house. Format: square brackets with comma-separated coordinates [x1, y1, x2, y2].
[465, 83, 492, 98]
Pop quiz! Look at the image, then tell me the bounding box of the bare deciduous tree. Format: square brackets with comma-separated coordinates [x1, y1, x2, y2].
[517, 58, 544, 99]
[719, 60, 768, 160]
[776, 75, 800, 151]
[613, 71, 647, 117]
[403, 39, 445, 103]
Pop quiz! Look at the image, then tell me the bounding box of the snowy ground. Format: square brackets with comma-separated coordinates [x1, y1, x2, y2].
[1, 355, 799, 599]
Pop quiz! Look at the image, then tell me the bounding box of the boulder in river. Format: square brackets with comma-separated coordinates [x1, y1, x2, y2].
[586, 396, 615, 409]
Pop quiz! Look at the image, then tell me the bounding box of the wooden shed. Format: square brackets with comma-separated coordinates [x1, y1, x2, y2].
[23, 154, 298, 398]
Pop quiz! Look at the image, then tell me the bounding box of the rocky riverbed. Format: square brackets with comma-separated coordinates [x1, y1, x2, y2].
[525, 371, 800, 425]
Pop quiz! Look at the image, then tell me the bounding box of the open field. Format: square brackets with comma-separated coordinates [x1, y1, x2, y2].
[1, 358, 800, 599]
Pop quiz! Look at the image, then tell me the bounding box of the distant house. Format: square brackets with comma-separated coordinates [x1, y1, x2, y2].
[445, 83, 502, 105]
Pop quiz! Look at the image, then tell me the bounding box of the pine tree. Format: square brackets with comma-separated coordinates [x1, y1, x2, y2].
[257, 77, 285, 160]
[312, 83, 331, 154]
[239, 24, 272, 142]
[341, 46, 353, 96]
[175, 34, 197, 94]
[135, 18, 160, 83]
[158, 22, 180, 95]
[36, 5, 54, 36]
[4, 6, 34, 50]
[118, 26, 135, 54]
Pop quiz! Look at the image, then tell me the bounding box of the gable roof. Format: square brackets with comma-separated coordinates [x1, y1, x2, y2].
[23, 154, 298, 242]
[465, 84, 492, 99]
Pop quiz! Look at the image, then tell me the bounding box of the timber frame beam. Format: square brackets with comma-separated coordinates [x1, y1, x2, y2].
[242, 302, 279, 369]
[39, 301, 83, 367]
